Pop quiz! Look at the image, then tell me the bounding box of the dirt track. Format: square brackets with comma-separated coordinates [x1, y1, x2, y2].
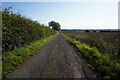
[8, 33, 97, 78]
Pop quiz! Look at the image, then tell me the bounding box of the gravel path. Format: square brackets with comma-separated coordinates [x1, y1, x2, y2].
[8, 33, 96, 79]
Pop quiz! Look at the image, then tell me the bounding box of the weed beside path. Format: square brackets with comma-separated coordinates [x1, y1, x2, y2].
[62, 33, 120, 79]
[3, 33, 59, 78]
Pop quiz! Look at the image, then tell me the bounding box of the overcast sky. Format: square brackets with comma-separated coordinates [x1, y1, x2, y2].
[2, 1, 118, 29]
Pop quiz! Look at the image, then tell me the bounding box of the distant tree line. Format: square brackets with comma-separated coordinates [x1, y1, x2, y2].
[2, 7, 58, 52]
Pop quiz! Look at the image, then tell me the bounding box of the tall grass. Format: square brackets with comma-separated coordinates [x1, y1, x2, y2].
[62, 33, 120, 79]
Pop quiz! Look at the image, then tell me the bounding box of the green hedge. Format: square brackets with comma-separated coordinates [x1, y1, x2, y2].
[2, 8, 57, 52]
[62, 33, 120, 79]
[3, 33, 58, 77]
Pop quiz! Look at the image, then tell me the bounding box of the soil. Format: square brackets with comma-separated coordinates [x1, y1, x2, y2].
[8, 33, 97, 79]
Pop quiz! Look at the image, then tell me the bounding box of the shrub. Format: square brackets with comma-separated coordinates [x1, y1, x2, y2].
[2, 7, 57, 52]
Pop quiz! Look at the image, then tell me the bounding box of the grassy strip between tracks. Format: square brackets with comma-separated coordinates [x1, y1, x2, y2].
[62, 33, 120, 79]
[3, 33, 59, 77]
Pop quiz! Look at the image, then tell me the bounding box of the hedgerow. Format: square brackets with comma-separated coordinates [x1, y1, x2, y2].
[62, 33, 120, 79]
[3, 33, 58, 78]
[2, 7, 57, 52]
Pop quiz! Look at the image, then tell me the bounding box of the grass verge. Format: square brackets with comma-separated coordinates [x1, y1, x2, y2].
[62, 33, 120, 79]
[3, 33, 59, 78]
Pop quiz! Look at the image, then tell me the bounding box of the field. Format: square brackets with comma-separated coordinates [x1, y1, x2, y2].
[63, 31, 120, 61]
[63, 31, 120, 78]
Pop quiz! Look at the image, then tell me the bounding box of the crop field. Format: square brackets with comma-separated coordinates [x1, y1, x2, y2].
[63, 31, 120, 61]
[62, 32, 120, 78]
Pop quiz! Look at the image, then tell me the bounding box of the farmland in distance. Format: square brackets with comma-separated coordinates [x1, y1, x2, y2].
[63, 31, 120, 62]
